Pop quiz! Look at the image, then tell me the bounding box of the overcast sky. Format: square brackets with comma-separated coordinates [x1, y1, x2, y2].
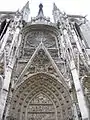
[0, 0, 90, 21]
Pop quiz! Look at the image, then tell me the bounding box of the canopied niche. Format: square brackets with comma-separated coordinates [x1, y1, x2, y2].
[9, 73, 73, 120]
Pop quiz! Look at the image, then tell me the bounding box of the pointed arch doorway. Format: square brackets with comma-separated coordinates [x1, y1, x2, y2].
[9, 73, 73, 120]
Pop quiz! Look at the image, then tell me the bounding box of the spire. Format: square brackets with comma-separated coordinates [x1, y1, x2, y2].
[53, 3, 58, 11]
[52, 3, 64, 23]
[53, 3, 62, 14]
[21, 1, 30, 22]
[21, 1, 30, 12]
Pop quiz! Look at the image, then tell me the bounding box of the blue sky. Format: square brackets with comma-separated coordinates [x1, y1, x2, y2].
[0, 0, 90, 21]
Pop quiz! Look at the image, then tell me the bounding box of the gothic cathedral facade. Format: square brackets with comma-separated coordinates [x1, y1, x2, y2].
[0, 2, 90, 120]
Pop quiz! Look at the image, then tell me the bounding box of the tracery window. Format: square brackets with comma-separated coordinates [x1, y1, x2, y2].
[25, 31, 57, 49]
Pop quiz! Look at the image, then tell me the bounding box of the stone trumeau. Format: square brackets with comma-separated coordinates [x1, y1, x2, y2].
[0, 2, 90, 120]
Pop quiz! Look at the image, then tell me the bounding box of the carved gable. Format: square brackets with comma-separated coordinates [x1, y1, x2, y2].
[15, 42, 67, 87]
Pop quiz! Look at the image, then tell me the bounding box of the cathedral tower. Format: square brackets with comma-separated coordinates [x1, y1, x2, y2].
[0, 2, 90, 120]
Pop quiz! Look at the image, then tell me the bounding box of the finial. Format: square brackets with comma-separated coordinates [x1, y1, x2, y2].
[53, 3, 58, 11]
[31, 3, 50, 23]
[38, 3, 44, 16]
[39, 3, 43, 9]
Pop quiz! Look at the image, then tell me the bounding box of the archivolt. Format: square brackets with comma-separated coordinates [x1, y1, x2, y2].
[9, 73, 73, 120]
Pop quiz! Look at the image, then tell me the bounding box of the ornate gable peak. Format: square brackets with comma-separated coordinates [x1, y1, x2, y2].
[16, 42, 67, 86]
[31, 3, 50, 24]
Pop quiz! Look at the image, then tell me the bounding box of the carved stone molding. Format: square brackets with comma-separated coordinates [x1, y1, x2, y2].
[9, 73, 72, 120]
